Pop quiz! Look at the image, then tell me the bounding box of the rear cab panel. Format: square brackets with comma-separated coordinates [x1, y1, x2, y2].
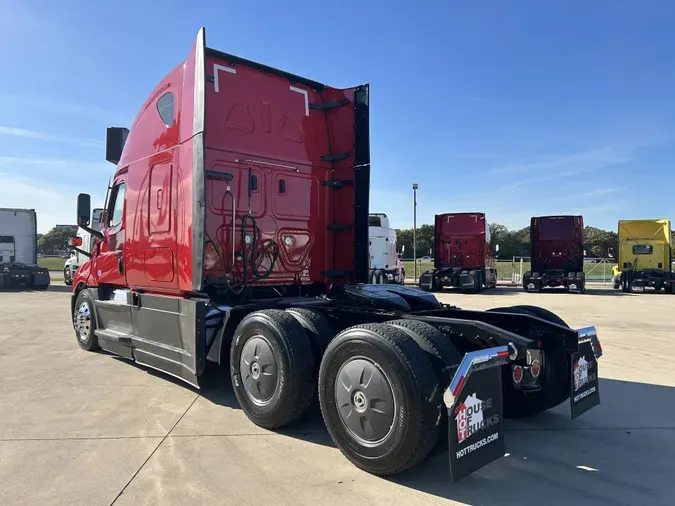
[530, 215, 584, 274]
[434, 212, 490, 271]
[618, 219, 671, 272]
[202, 49, 369, 290]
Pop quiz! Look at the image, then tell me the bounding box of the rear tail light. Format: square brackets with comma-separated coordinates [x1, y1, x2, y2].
[512, 366, 523, 384]
[530, 360, 541, 378]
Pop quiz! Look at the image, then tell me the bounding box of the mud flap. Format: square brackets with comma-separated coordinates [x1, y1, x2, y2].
[418, 271, 434, 291]
[444, 346, 511, 482]
[570, 326, 602, 419]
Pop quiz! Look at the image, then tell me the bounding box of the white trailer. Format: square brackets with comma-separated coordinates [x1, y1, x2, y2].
[0, 208, 50, 289]
[368, 213, 405, 284]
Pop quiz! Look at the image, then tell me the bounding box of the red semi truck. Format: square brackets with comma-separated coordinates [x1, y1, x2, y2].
[68, 28, 602, 481]
[523, 215, 586, 293]
[419, 212, 498, 293]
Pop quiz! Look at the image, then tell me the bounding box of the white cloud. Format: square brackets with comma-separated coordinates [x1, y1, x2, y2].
[0, 173, 107, 233]
[0, 93, 135, 126]
[0, 126, 104, 147]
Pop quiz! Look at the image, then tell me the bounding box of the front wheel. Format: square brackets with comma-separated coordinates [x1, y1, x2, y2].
[73, 290, 100, 351]
[319, 323, 441, 476]
[64, 266, 72, 286]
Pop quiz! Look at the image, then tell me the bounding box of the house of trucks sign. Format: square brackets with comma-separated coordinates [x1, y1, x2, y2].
[447, 355, 506, 482]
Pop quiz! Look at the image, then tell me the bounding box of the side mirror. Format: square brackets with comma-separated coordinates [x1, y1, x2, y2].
[92, 208, 104, 229]
[68, 237, 83, 248]
[77, 194, 91, 227]
[106, 127, 129, 165]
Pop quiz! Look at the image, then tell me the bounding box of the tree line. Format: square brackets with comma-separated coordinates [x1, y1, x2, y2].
[395, 223, 675, 260]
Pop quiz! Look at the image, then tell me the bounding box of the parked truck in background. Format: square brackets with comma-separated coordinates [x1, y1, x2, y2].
[616, 219, 674, 293]
[523, 215, 585, 293]
[67, 27, 602, 481]
[418, 212, 498, 293]
[0, 208, 50, 290]
[368, 213, 405, 284]
[63, 209, 104, 286]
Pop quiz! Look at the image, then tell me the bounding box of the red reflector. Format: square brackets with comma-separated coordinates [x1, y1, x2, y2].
[530, 360, 541, 378]
[497, 350, 509, 359]
[512, 366, 523, 384]
[452, 376, 466, 397]
[537, 340, 543, 349]
[597, 341, 603, 353]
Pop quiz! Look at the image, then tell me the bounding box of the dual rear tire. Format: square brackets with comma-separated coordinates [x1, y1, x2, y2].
[229, 310, 462, 475]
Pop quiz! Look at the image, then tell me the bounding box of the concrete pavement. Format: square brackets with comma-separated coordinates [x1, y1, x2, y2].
[1, 283, 674, 505]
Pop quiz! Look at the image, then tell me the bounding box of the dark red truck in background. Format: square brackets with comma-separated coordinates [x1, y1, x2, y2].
[419, 212, 498, 293]
[66, 27, 602, 482]
[523, 215, 586, 293]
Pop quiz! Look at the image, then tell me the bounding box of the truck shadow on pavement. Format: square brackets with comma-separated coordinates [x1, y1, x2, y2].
[389, 378, 675, 505]
[126, 359, 675, 504]
[0, 284, 72, 294]
[436, 286, 522, 297]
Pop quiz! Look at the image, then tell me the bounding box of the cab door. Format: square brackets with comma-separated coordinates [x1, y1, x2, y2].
[94, 179, 127, 287]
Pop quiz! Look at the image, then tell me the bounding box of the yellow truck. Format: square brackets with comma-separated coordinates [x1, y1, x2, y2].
[616, 219, 674, 293]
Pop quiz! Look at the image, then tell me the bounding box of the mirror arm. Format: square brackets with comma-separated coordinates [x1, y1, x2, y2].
[72, 247, 92, 259]
[78, 224, 105, 241]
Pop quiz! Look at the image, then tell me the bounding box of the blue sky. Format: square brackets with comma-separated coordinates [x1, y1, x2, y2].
[1, 1, 674, 232]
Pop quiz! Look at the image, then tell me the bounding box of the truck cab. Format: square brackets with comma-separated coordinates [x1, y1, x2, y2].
[617, 219, 674, 293]
[419, 212, 498, 293]
[368, 213, 404, 284]
[523, 215, 585, 293]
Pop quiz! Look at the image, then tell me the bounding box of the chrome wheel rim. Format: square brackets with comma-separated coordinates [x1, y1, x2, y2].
[74, 301, 91, 340]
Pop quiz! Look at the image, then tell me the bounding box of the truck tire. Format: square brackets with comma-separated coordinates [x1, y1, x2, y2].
[488, 269, 498, 289]
[64, 266, 72, 286]
[230, 310, 316, 429]
[510, 305, 569, 328]
[466, 270, 482, 293]
[73, 289, 100, 351]
[285, 307, 335, 367]
[384, 319, 463, 454]
[486, 306, 570, 418]
[384, 319, 463, 387]
[318, 322, 441, 476]
[522, 271, 531, 292]
[400, 269, 406, 285]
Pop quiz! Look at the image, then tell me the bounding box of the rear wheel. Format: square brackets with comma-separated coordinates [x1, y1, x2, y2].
[522, 271, 531, 292]
[73, 290, 100, 351]
[486, 305, 571, 418]
[318, 323, 441, 476]
[384, 319, 463, 454]
[64, 266, 72, 286]
[284, 307, 335, 368]
[230, 310, 316, 429]
[489, 268, 498, 288]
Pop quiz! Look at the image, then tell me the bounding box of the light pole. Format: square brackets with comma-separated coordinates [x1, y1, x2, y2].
[413, 183, 418, 282]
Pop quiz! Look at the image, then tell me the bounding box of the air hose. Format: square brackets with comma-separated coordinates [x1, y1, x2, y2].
[240, 211, 279, 286]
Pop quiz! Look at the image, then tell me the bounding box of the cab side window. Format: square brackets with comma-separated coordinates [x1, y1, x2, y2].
[157, 92, 174, 127]
[108, 182, 126, 228]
